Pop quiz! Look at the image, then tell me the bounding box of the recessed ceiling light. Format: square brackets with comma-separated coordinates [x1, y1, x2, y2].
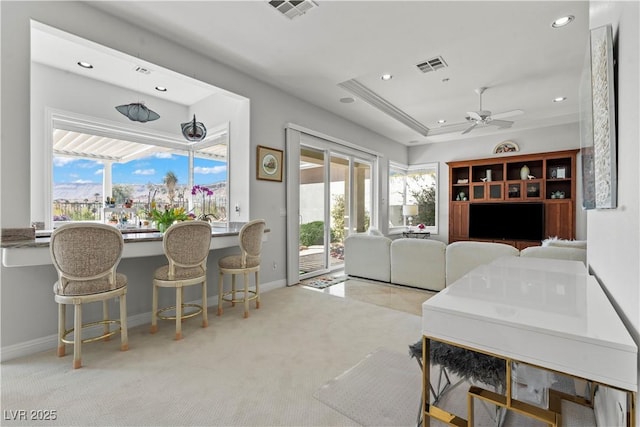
[438, 119, 447, 124]
[381, 74, 393, 81]
[552, 15, 574, 28]
[553, 97, 567, 103]
[155, 86, 167, 92]
[339, 97, 355, 104]
[77, 61, 93, 69]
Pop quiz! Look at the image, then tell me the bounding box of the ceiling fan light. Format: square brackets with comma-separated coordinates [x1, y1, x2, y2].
[115, 102, 160, 122]
[181, 114, 207, 142]
[553, 96, 567, 102]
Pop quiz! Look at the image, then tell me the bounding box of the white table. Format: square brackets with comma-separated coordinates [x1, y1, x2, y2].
[421, 256, 637, 426]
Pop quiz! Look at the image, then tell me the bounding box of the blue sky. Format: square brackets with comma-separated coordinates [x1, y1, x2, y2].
[54, 152, 227, 186]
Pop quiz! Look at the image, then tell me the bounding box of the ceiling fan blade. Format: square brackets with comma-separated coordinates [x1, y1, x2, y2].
[437, 121, 469, 128]
[462, 122, 478, 134]
[489, 119, 513, 128]
[492, 109, 523, 120]
[466, 111, 483, 121]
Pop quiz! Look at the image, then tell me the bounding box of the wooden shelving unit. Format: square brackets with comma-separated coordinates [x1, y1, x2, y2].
[447, 149, 578, 249]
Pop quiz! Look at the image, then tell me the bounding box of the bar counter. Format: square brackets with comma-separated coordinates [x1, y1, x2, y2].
[2, 223, 261, 267]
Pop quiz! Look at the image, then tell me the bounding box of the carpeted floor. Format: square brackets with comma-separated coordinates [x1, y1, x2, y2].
[314, 348, 421, 426]
[0, 285, 426, 426]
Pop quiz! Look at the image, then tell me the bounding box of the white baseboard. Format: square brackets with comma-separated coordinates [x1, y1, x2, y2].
[0, 279, 286, 362]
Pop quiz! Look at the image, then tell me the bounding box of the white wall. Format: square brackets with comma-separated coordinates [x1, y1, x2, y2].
[586, 2, 639, 423]
[0, 1, 406, 353]
[408, 122, 587, 243]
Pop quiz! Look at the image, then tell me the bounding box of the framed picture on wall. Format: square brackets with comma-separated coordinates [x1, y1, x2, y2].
[257, 145, 283, 182]
[580, 24, 617, 209]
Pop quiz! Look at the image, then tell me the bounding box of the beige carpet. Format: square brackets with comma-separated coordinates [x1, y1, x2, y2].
[1, 285, 426, 426]
[314, 348, 421, 426]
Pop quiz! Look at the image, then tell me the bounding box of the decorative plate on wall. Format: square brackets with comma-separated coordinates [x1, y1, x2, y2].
[493, 140, 519, 154]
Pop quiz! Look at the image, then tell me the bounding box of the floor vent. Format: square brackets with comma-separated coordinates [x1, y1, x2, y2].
[268, 0, 318, 20]
[416, 56, 448, 73]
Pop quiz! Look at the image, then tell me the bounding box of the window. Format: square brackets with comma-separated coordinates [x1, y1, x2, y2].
[389, 162, 438, 234]
[50, 126, 229, 227]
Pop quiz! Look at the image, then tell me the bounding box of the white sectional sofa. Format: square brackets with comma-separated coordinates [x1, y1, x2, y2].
[344, 233, 587, 292]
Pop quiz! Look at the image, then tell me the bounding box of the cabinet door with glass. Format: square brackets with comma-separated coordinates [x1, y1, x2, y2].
[472, 183, 503, 201]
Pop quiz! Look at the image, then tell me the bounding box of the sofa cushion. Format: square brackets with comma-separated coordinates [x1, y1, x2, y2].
[390, 239, 446, 291]
[344, 234, 392, 282]
[520, 246, 586, 265]
[445, 241, 519, 286]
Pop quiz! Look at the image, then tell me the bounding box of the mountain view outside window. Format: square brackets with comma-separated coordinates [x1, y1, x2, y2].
[53, 148, 227, 225]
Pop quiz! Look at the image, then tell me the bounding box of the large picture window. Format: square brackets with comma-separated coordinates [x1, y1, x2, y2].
[52, 138, 228, 227]
[389, 162, 438, 234]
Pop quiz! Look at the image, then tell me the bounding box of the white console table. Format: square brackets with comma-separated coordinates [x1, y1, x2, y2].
[421, 256, 637, 426]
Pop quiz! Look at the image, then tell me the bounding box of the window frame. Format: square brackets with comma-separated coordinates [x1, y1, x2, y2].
[388, 161, 439, 235]
[41, 108, 230, 229]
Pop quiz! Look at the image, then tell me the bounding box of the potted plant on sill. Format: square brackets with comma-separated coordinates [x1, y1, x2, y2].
[150, 206, 188, 233]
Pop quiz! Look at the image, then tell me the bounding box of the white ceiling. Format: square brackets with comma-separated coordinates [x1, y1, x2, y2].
[45, 1, 591, 146]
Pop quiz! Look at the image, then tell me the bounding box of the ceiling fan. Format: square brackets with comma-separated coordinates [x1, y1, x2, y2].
[460, 87, 523, 134]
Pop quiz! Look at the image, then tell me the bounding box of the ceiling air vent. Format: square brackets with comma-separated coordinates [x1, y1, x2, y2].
[416, 56, 448, 73]
[268, 0, 318, 20]
[134, 66, 151, 75]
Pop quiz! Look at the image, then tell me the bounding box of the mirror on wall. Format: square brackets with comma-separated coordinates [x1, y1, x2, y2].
[30, 21, 249, 229]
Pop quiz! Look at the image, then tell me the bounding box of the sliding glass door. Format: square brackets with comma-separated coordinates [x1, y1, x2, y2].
[286, 126, 378, 286]
[298, 145, 373, 280]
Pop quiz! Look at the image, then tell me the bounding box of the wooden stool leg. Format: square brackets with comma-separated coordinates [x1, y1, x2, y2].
[231, 274, 236, 307]
[150, 283, 158, 333]
[175, 286, 183, 340]
[255, 270, 260, 309]
[243, 271, 249, 318]
[217, 271, 224, 316]
[73, 304, 82, 369]
[120, 293, 128, 351]
[202, 279, 208, 328]
[57, 303, 66, 357]
[102, 300, 110, 341]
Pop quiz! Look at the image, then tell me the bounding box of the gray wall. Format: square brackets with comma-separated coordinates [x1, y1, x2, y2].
[0, 1, 406, 353]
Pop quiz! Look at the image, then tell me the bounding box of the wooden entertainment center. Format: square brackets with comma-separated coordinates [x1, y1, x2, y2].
[448, 149, 578, 249]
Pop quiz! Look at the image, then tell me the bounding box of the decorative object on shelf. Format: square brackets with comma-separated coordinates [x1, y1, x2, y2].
[580, 24, 617, 209]
[402, 204, 418, 230]
[493, 140, 519, 154]
[257, 145, 284, 182]
[181, 114, 207, 142]
[115, 102, 160, 122]
[520, 165, 530, 180]
[456, 191, 467, 201]
[456, 178, 468, 184]
[551, 191, 565, 199]
[486, 169, 492, 182]
[480, 177, 488, 182]
[527, 175, 535, 180]
[556, 167, 566, 179]
[417, 223, 426, 230]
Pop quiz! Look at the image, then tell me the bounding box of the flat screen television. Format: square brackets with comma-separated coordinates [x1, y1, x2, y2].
[468, 203, 544, 241]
